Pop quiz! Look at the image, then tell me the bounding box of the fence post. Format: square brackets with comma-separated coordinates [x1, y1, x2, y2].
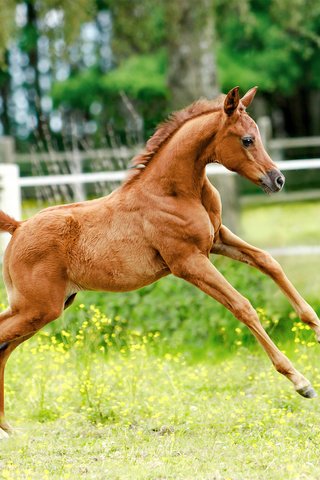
[257, 116, 272, 146]
[208, 174, 240, 234]
[0, 136, 15, 164]
[71, 123, 85, 202]
[0, 164, 21, 255]
[257, 116, 283, 161]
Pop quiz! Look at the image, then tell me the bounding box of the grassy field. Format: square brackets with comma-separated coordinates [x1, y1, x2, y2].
[1, 319, 320, 480]
[242, 200, 320, 248]
[242, 200, 320, 299]
[0, 199, 319, 479]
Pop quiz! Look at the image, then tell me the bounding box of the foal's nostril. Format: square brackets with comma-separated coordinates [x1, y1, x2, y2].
[261, 170, 285, 194]
[275, 176, 284, 188]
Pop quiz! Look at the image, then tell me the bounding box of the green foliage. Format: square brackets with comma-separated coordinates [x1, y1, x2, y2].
[38, 0, 96, 45]
[52, 51, 168, 136]
[52, 52, 167, 107]
[1, 0, 320, 141]
[100, 52, 167, 100]
[102, 0, 165, 59]
[49, 0, 320, 141]
[0, 0, 17, 63]
[215, 0, 320, 93]
[52, 68, 103, 110]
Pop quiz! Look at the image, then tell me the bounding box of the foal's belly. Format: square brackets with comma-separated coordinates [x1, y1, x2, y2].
[68, 240, 170, 293]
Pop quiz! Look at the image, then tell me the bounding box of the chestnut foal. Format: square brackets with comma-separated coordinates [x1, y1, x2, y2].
[0, 86, 319, 437]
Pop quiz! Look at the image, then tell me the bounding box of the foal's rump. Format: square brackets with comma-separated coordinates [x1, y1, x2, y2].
[1, 210, 76, 308]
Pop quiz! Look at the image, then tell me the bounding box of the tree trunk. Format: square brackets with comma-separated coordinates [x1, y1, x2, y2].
[165, 0, 239, 233]
[165, 0, 219, 109]
[25, 0, 46, 146]
[0, 51, 11, 136]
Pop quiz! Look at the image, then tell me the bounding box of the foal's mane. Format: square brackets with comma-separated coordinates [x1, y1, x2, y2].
[125, 95, 225, 184]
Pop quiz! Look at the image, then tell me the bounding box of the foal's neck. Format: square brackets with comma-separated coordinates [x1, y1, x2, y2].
[141, 111, 221, 196]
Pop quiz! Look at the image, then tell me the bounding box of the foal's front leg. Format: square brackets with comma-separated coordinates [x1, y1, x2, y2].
[168, 252, 316, 397]
[212, 225, 320, 340]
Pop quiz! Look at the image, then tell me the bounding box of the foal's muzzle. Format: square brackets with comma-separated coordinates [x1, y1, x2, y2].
[260, 169, 285, 194]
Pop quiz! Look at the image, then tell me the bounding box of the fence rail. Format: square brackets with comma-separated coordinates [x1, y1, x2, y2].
[268, 137, 320, 150]
[257, 116, 320, 160]
[15, 146, 140, 164]
[16, 157, 320, 188]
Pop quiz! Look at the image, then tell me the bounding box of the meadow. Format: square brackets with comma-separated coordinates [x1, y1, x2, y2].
[0, 200, 320, 479]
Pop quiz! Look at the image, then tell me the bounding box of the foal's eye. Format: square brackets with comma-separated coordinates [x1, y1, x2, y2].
[242, 136, 254, 148]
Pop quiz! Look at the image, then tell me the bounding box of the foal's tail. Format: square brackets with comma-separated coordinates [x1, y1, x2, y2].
[0, 211, 21, 235]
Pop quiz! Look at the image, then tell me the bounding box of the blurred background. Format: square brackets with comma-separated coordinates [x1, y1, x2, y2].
[0, 0, 319, 348]
[0, 1, 319, 191]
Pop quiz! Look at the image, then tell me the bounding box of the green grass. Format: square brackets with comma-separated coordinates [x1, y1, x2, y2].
[242, 200, 320, 248]
[1, 320, 320, 479]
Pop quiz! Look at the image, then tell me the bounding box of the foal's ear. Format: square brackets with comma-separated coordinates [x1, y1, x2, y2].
[224, 86, 240, 116]
[241, 86, 258, 108]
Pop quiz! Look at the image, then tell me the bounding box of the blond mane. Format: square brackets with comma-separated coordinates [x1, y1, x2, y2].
[125, 95, 225, 183]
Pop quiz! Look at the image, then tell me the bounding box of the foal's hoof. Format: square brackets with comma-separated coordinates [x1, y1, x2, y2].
[0, 428, 9, 440]
[296, 385, 317, 399]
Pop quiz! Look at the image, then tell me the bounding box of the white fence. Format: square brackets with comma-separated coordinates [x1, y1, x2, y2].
[16, 158, 320, 190]
[0, 164, 21, 251]
[1, 158, 320, 253]
[257, 117, 320, 161]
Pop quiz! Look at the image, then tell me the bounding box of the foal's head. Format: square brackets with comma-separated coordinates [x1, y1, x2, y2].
[214, 87, 285, 193]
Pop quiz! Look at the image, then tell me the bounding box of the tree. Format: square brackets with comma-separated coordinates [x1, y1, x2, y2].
[165, 0, 219, 109]
[215, 0, 320, 135]
[0, 0, 96, 142]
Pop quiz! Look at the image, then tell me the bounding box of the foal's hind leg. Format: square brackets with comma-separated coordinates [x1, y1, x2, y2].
[213, 225, 320, 340]
[0, 304, 63, 436]
[0, 334, 34, 437]
[168, 251, 315, 398]
[0, 307, 64, 437]
[0, 259, 67, 344]
[0, 266, 67, 434]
